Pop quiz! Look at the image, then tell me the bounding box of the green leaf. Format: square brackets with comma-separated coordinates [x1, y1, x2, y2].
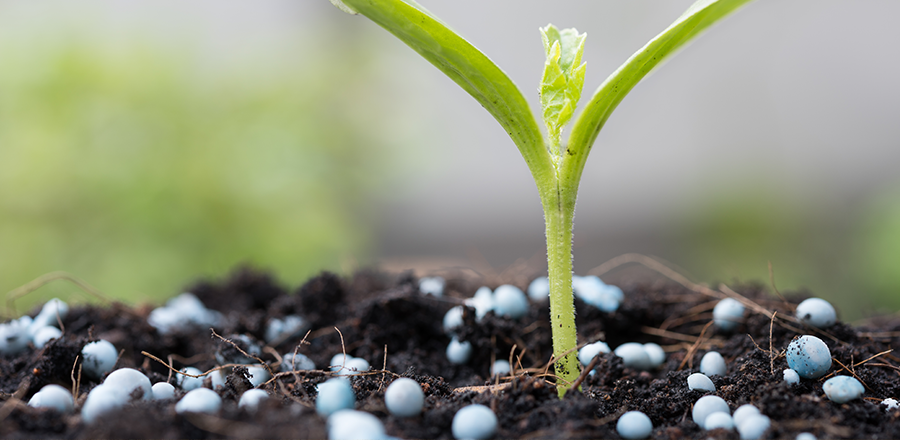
[340, 0, 553, 186]
[539, 25, 586, 156]
[562, 0, 754, 187]
[328, 0, 359, 15]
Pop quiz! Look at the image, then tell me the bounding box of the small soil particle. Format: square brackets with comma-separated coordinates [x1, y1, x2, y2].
[1, 266, 899, 439]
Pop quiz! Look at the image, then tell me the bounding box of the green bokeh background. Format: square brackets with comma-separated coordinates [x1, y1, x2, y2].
[1, 3, 898, 321]
[0, 9, 411, 313]
[674, 187, 900, 321]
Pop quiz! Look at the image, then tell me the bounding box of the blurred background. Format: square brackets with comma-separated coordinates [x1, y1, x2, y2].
[1, 0, 898, 320]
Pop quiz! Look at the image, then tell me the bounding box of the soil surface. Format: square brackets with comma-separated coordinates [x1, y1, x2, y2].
[2, 264, 900, 439]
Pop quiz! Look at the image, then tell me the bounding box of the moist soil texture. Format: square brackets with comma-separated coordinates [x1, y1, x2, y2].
[2, 265, 900, 439]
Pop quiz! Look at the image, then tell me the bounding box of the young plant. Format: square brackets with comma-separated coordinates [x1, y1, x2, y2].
[329, 0, 753, 395]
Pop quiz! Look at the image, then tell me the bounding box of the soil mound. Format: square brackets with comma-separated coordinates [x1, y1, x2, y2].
[2, 266, 899, 438]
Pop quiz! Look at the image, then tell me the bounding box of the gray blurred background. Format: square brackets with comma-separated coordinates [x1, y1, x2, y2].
[1, 0, 898, 320]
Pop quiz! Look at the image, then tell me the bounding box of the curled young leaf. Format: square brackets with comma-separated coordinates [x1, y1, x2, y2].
[539, 25, 586, 157]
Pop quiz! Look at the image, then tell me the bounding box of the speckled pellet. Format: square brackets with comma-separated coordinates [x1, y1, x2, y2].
[786, 335, 832, 379]
[823, 375, 864, 403]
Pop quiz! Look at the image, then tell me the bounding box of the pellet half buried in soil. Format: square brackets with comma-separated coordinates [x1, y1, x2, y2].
[2, 267, 900, 439]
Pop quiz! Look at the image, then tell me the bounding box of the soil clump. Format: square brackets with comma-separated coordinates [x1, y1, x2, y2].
[2, 264, 900, 438]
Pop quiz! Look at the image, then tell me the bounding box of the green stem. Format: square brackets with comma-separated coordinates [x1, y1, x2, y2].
[541, 179, 580, 397]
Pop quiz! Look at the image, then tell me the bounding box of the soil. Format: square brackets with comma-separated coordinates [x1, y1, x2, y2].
[2, 263, 900, 439]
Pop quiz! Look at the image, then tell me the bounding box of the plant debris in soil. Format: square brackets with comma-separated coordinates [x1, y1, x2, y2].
[2, 260, 900, 439]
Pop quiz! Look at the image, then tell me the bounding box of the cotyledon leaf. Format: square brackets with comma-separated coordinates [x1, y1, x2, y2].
[339, 0, 554, 188]
[561, 0, 754, 191]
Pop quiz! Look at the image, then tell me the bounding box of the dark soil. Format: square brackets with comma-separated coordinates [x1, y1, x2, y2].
[2, 264, 900, 439]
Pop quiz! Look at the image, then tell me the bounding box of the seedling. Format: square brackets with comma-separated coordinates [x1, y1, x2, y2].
[329, 0, 752, 394]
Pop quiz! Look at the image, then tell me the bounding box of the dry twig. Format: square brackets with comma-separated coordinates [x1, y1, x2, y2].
[678, 321, 713, 371]
[5, 271, 110, 317]
[210, 329, 275, 378]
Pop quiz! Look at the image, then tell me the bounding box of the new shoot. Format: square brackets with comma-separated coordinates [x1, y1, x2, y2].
[328, 0, 753, 396]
